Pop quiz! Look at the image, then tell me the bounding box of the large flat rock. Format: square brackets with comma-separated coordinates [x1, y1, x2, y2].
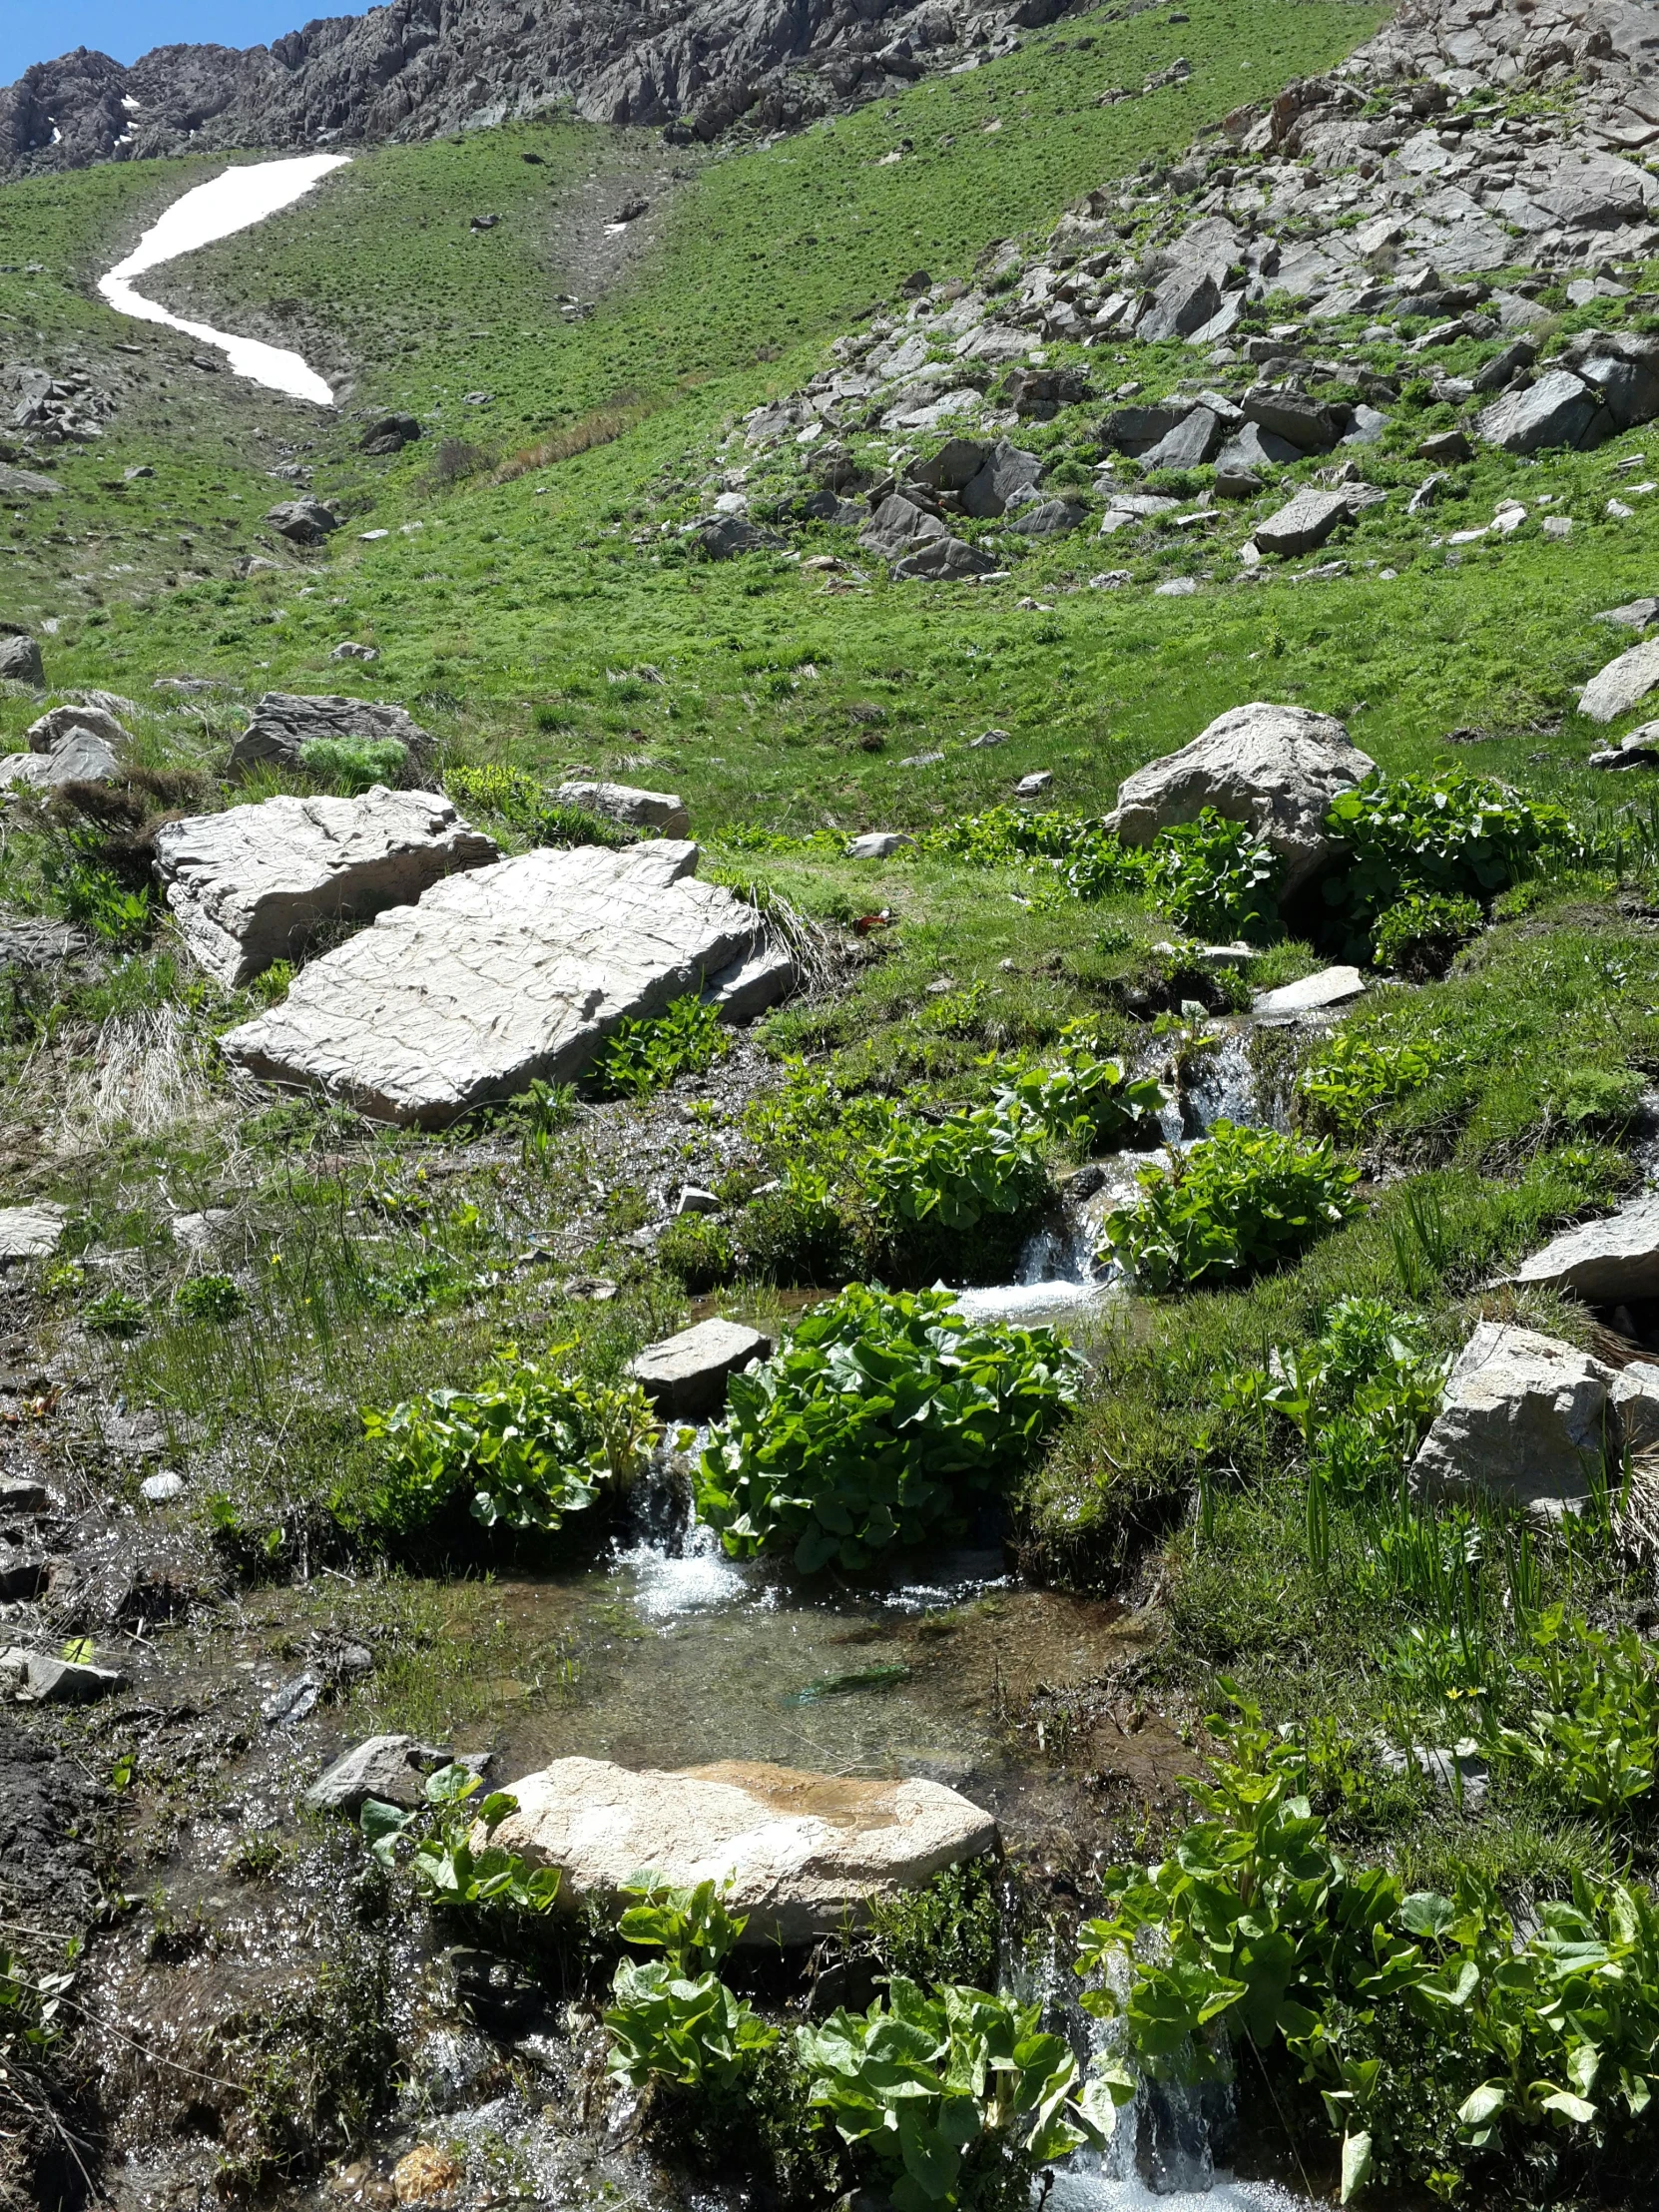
[220, 839, 792, 1126]
[0, 1206, 65, 1262]
[630, 1317, 772, 1418]
[1409, 1322, 1615, 1519]
[1254, 964, 1368, 1020]
[156, 789, 499, 988]
[488, 1756, 997, 1945]
[1106, 703, 1376, 897]
[1510, 1197, 1659, 1303]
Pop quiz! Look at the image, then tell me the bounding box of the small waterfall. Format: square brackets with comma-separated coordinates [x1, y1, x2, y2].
[609, 1445, 748, 1619]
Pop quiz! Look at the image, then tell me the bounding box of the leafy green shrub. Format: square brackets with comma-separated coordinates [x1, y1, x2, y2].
[865, 1858, 1001, 1992]
[868, 1102, 1049, 1235]
[362, 1350, 659, 1537]
[996, 1028, 1168, 1153]
[658, 1212, 738, 1291]
[606, 1875, 777, 2092]
[175, 1273, 248, 1324]
[1372, 889, 1481, 980]
[1147, 809, 1284, 944]
[591, 994, 728, 1099]
[82, 1286, 148, 1337]
[1101, 1122, 1361, 1290]
[40, 830, 152, 943]
[1489, 1608, 1659, 1821]
[1544, 1063, 1647, 1138]
[1081, 1694, 1659, 2204]
[248, 958, 294, 1007]
[1323, 770, 1572, 957]
[695, 1287, 1082, 1573]
[1229, 1297, 1446, 1487]
[296, 735, 407, 793]
[1298, 1031, 1445, 1140]
[797, 1977, 1102, 2211]
[912, 808, 1147, 902]
[360, 1762, 561, 1927]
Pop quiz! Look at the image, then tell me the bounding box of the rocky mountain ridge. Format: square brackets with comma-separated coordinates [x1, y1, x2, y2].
[0, 0, 1056, 181]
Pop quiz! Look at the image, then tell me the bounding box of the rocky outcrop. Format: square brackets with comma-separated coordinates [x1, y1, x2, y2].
[304, 1734, 469, 1814]
[1105, 704, 1376, 896]
[630, 1317, 772, 1417]
[1409, 1322, 1618, 1518]
[487, 1755, 997, 1944]
[220, 838, 793, 1125]
[229, 693, 430, 780]
[155, 788, 500, 987]
[1510, 1197, 1659, 1301]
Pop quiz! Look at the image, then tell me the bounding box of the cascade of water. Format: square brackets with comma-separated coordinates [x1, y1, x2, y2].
[610, 1443, 748, 1619]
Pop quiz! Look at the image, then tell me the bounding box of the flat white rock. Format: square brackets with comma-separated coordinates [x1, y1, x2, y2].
[0, 1206, 65, 1262]
[488, 1756, 997, 1944]
[156, 788, 499, 987]
[1510, 1196, 1659, 1302]
[1579, 636, 1659, 725]
[555, 780, 690, 836]
[220, 839, 790, 1126]
[1254, 964, 1368, 1019]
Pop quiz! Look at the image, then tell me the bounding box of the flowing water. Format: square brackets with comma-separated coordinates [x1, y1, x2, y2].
[98, 155, 351, 402]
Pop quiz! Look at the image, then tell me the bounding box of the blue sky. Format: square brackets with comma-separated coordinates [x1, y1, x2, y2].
[0, 0, 339, 85]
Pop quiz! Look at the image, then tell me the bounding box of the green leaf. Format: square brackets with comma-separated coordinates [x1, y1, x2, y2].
[1340, 2130, 1373, 2204]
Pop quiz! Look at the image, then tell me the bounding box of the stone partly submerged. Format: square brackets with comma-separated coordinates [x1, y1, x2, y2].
[1105, 702, 1377, 897]
[221, 839, 795, 1126]
[155, 789, 500, 988]
[487, 1756, 998, 1945]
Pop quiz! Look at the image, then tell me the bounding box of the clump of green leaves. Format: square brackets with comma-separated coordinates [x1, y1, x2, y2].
[1230, 1297, 1447, 1492]
[798, 1977, 1103, 2211]
[658, 1211, 738, 1290]
[444, 763, 635, 848]
[174, 1273, 248, 1324]
[362, 1348, 659, 1537]
[996, 1027, 1168, 1154]
[82, 1286, 148, 1337]
[1081, 1692, 1659, 2203]
[1101, 1122, 1361, 1290]
[361, 1763, 561, 1926]
[1298, 1030, 1446, 1140]
[591, 994, 729, 1099]
[1488, 1608, 1659, 1821]
[865, 1859, 1002, 1992]
[1324, 770, 1572, 959]
[695, 1286, 1082, 1573]
[1373, 890, 1481, 980]
[606, 1875, 778, 2093]
[1147, 809, 1284, 945]
[297, 735, 408, 793]
[868, 1101, 1049, 1234]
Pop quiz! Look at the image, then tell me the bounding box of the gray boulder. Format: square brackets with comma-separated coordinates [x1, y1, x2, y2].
[360, 412, 422, 455]
[265, 495, 340, 544]
[847, 831, 914, 858]
[910, 438, 991, 491]
[1137, 267, 1223, 344]
[859, 492, 947, 558]
[1579, 637, 1659, 725]
[1006, 496, 1089, 539]
[0, 1206, 65, 1261]
[1478, 368, 1606, 455]
[1595, 599, 1659, 633]
[699, 513, 787, 559]
[630, 1317, 773, 1418]
[0, 726, 123, 791]
[156, 789, 500, 988]
[220, 839, 793, 1125]
[554, 780, 689, 836]
[1409, 1323, 1618, 1519]
[1106, 702, 1375, 896]
[1471, 337, 1539, 394]
[0, 635, 43, 685]
[304, 1734, 459, 1814]
[1097, 403, 1188, 456]
[1216, 421, 1302, 472]
[1242, 391, 1340, 452]
[960, 440, 1043, 519]
[26, 703, 130, 753]
[891, 535, 999, 581]
[1254, 487, 1358, 558]
[230, 693, 429, 780]
[1511, 1197, 1659, 1301]
[1563, 330, 1659, 430]
[0, 1649, 126, 1703]
[1589, 720, 1659, 770]
[1614, 1363, 1659, 1455]
[1254, 964, 1368, 1020]
[1142, 406, 1226, 468]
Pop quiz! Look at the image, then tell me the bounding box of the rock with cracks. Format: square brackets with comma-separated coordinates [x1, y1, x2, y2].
[486, 1756, 997, 1945]
[1105, 703, 1376, 897]
[555, 780, 690, 836]
[230, 693, 431, 779]
[1254, 487, 1359, 559]
[156, 788, 500, 989]
[1510, 1197, 1659, 1302]
[1409, 1323, 1620, 1520]
[630, 1317, 773, 1418]
[219, 839, 793, 1126]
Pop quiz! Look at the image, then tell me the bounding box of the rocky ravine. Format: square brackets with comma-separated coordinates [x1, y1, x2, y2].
[1, 0, 1057, 180]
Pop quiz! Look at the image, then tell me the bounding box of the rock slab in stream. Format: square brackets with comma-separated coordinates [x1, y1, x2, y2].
[630, 1317, 773, 1418]
[304, 1734, 463, 1814]
[1105, 703, 1376, 897]
[220, 839, 792, 1126]
[489, 1756, 997, 1944]
[0, 1649, 126, 1703]
[1510, 1196, 1659, 1302]
[156, 789, 500, 988]
[1409, 1323, 1617, 1519]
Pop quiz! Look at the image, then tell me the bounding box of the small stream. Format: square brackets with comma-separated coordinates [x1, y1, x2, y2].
[98, 155, 350, 402]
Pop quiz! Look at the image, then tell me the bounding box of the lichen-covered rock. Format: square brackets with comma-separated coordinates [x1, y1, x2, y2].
[488, 1756, 997, 1944]
[156, 789, 499, 987]
[1105, 703, 1375, 895]
[1409, 1323, 1618, 1519]
[220, 839, 791, 1125]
